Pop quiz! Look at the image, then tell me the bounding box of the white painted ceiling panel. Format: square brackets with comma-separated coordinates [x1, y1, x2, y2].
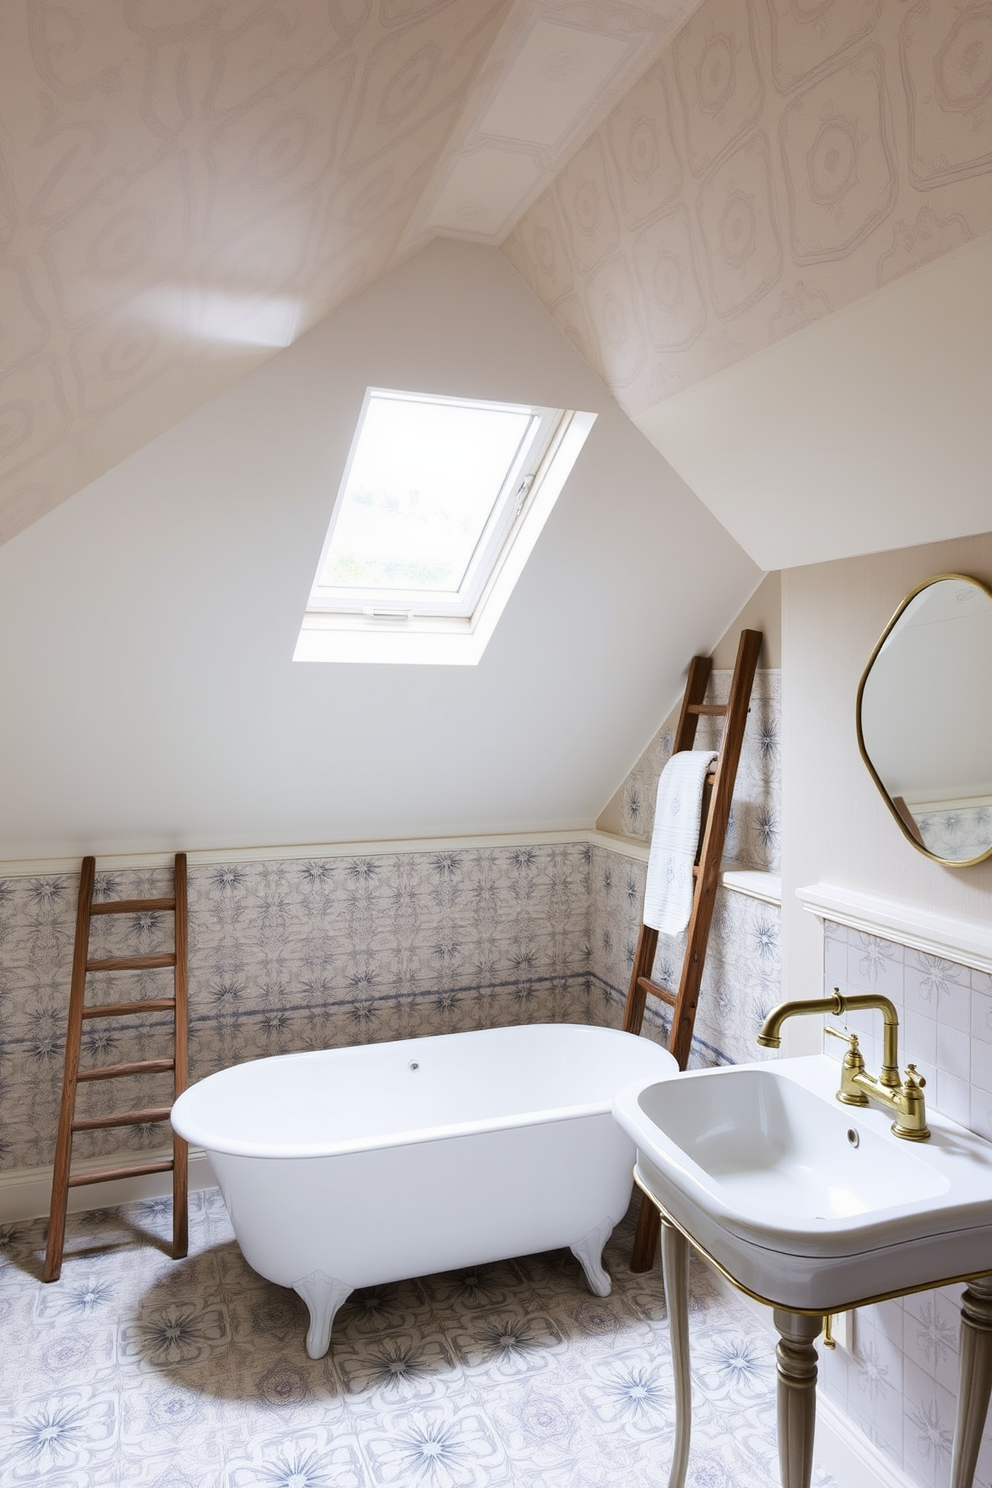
[423, 149, 544, 239]
[476, 21, 635, 148]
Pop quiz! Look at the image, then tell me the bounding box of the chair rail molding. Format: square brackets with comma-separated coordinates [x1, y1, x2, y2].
[797, 883, 992, 976]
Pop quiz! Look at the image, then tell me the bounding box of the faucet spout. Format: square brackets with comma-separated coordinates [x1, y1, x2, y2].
[756, 990, 843, 1048]
[757, 988, 929, 1140]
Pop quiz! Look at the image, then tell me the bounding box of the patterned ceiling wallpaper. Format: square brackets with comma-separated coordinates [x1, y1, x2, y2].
[0, 0, 693, 547]
[0, 0, 511, 543]
[503, 0, 992, 415]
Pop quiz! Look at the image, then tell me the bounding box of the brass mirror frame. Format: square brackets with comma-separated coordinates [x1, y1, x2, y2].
[856, 572, 992, 869]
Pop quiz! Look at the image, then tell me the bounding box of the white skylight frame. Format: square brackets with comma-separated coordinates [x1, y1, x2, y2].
[295, 388, 595, 666]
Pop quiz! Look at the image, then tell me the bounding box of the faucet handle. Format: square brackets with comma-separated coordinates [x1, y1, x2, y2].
[905, 1063, 926, 1089]
[824, 1025, 859, 1052]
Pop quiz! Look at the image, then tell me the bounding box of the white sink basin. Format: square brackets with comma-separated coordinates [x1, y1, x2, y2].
[613, 1055, 992, 1311]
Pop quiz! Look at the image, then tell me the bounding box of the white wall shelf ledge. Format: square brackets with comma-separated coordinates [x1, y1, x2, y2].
[798, 882, 992, 977]
[721, 869, 781, 906]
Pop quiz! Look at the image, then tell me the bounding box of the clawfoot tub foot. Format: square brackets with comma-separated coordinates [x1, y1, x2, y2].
[570, 1215, 617, 1297]
[292, 1271, 353, 1358]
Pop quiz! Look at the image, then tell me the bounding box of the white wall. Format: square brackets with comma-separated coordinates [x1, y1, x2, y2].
[636, 236, 992, 572]
[782, 531, 992, 1024]
[0, 240, 759, 860]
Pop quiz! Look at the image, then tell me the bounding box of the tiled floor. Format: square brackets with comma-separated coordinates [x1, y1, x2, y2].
[0, 1192, 839, 1487]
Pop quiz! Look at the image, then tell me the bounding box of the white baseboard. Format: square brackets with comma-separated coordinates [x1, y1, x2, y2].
[815, 1395, 913, 1488]
[0, 1148, 217, 1225]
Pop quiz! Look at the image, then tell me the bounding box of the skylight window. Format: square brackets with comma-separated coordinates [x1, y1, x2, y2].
[295, 387, 594, 665]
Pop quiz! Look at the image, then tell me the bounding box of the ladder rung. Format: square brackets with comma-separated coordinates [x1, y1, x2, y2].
[71, 1106, 173, 1132]
[67, 1159, 174, 1188]
[90, 897, 176, 915]
[637, 976, 677, 1008]
[77, 1059, 175, 1082]
[46, 852, 190, 1284]
[85, 954, 176, 972]
[687, 703, 728, 715]
[83, 998, 176, 1020]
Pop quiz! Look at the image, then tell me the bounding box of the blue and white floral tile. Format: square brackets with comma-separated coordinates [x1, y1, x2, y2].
[224, 1425, 367, 1488]
[913, 805, 992, 865]
[0, 1190, 842, 1488]
[819, 919, 992, 1487]
[617, 670, 781, 877]
[0, 842, 602, 1172]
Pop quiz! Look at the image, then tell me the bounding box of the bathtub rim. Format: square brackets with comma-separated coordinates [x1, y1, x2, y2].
[171, 1022, 678, 1161]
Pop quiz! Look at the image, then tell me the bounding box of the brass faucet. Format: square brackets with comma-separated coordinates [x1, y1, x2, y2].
[757, 989, 930, 1141]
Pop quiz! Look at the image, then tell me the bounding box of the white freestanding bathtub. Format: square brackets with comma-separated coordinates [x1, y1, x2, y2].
[171, 1022, 677, 1356]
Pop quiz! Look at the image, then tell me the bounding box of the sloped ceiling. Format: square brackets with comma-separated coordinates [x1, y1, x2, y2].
[4, 0, 989, 567]
[0, 0, 704, 546]
[0, 242, 760, 859]
[504, 0, 992, 566]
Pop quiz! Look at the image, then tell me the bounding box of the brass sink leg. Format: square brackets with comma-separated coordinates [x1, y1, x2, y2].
[772, 1309, 822, 1488]
[660, 1219, 691, 1488]
[951, 1275, 992, 1488]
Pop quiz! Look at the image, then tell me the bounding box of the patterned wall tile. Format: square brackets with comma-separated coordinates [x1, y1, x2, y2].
[0, 843, 597, 1172]
[819, 918, 992, 1484]
[614, 667, 781, 875]
[0, 813, 783, 1173]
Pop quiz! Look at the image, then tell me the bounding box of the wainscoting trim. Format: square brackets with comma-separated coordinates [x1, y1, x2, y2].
[798, 882, 992, 975]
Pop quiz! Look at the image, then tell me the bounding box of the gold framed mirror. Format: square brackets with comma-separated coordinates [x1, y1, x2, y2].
[857, 573, 992, 867]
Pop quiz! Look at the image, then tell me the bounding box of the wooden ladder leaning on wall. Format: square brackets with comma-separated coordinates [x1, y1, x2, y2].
[622, 628, 762, 1272]
[44, 853, 189, 1282]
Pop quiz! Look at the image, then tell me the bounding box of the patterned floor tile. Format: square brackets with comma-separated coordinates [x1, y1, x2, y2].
[0, 1193, 843, 1488]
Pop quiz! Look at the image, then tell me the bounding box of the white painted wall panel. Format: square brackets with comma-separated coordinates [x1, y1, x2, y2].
[0, 241, 758, 858]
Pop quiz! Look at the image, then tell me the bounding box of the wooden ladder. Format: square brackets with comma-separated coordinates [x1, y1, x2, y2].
[623, 629, 762, 1270]
[44, 853, 189, 1282]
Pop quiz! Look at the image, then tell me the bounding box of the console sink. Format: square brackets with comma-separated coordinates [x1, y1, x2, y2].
[613, 1054, 992, 1312]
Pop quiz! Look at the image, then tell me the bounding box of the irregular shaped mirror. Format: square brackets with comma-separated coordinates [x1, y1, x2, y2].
[857, 574, 992, 866]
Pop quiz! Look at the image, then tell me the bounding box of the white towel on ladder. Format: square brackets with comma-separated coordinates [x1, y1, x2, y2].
[643, 750, 718, 936]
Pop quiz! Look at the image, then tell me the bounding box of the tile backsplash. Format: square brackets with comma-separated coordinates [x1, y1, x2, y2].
[590, 844, 780, 1069]
[0, 836, 784, 1177]
[0, 845, 598, 1173]
[818, 919, 992, 1488]
[615, 668, 781, 875]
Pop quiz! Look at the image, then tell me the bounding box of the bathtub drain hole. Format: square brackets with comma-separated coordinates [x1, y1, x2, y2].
[847, 1128, 859, 1147]
[408, 1061, 419, 1072]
